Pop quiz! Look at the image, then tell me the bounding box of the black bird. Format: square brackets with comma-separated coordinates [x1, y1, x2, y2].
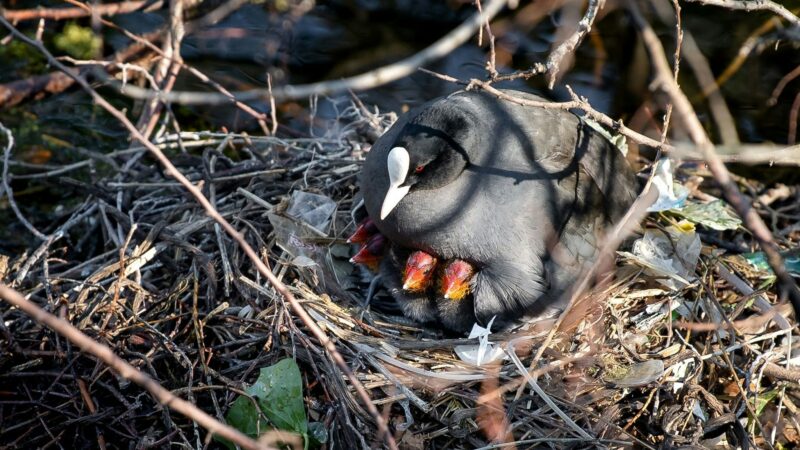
[360, 89, 639, 332]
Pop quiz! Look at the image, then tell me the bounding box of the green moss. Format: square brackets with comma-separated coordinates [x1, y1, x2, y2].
[54, 23, 101, 59]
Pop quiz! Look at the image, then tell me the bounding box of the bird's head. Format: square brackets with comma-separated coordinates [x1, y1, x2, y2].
[402, 250, 438, 293]
[441, 259, 476, 301]
[379, 106, 475, 219]
[349, 233, 386, 271]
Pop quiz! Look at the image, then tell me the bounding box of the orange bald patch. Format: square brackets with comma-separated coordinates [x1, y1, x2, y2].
[350, 251, 382, 271]
[347, 218, 378, 244]
[350, 234, 386, 271]
[441, 259, 475, 300]
[402, 250, 438, 292]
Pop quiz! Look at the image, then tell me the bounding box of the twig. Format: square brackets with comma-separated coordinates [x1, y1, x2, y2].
[717, 17, 781, 95]
[716, 262, 791, 331]
[0, 69, 80, 108]
[761, 361, 800, 383]
[77, 378, 107, 450]
[2, 1, 276, 135]
[1, 0, 158, 21]
[545, 0, 604, 88]
[184, 0, 250, 33]
[267, 73, 278, 136]
[133, 0, 185, 139]
[0, 25, 164, 109]
[789, 92, 800, 145]
[0, 283, 274, 450]
[626, 1, 800, 321]
[670, 143, 800, 165]
[0, 122, 46, 240]
[467, 78, 671, 150]
[666, 0, 682, 140]
[681, 0, 800, 28]
[506, 336, 594, 440]
[106, 0, 509, 105]
[681, 32, 740, 145]
[476, 0, 499, 79]
[768, 64, 800, 106]
[0, 16, 399, 450]
[59, 0, 297, 136]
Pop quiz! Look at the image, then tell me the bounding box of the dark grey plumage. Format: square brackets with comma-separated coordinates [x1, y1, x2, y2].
[361, 89, 639, 332]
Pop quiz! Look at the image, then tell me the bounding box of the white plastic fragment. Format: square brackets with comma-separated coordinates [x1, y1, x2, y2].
[668, 358, 693, 393]
[268, 190, 336, 261]
[631, 298, 682, 332]
[291, 255, 318, 268]
[285, 190, 337, 234]
[648, 158, 689, 212]
[454, 316, 506, 366]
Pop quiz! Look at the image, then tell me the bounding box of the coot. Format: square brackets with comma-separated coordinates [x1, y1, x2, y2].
[360, 89, 639, 331]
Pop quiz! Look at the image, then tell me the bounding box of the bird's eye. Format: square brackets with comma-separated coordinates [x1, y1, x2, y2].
[414, 165, 425, 173]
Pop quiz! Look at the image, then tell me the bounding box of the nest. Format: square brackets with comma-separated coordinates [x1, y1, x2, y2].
[1, 100, 799, 449]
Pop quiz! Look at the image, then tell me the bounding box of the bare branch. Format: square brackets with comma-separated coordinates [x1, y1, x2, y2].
[671, 143, 800, 165]
[546, 0, 604, 88]
[768, 64, 800, 106]
[682, 33, 740, 144]
[185, 0, 250, 33]
[1, 122, 46, 240]
[1, 0, 158, 21]
[134, 0, 185, 139]
[469, 78, 671, 150]
[653, 0, 739, 145]
[681, 0, 800, 28]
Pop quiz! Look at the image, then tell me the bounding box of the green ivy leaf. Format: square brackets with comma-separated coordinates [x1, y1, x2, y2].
[223, 396, 270, 448]
[251, 358, 308, 435]
[220, 358, 309, 448]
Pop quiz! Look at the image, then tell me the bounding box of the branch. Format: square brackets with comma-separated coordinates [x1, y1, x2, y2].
[671, 143, 800, 165]
[681, 0, 800, 28]
[1, 0, 158, 21]
[0, 283, 274, 450]
[545, 0, 604, 88]
[133, 0, 185, 139]
[426, 69, 800, 164]
[0, 16, 399, 450]
[5, 0, 279, 134]
[0, 69, 79, 108]
[472, 77, 672, 150]
[1, 123, 46, 239]
[104, 0, 510, 105]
